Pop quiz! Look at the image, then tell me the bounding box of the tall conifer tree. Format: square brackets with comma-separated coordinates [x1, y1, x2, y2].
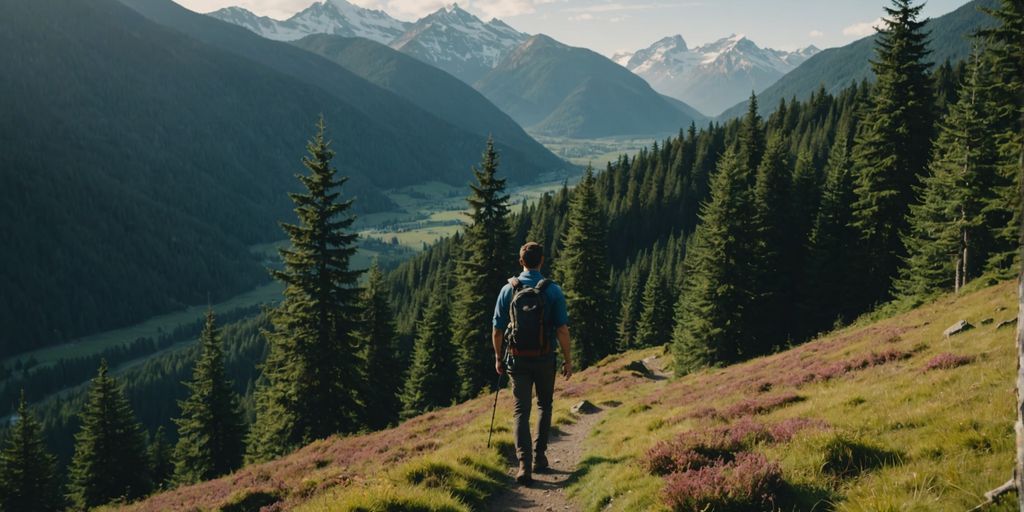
[400, 299, 457, 419]
[246, 117, 363, 463]
[895, 53, 998, 300]
[750, 136, 792, 350]
[556, 167, 612, 368]
[357, 261, 402, 429]
[634, 267, 673, 347]
[739, 92, 766, 179]
[149, 426, 174, 490]
[616, 269, 643, 350]
[67, 361, 152, 509]
[671, 149, 755, 375]
[0, 393, 61, 512]
[851, 0, 934, 306]
[452, 138, 512, 401]
[173, 309, 245, 484]
[977, 0, 1024, 276]
[806, 128, 861, 330]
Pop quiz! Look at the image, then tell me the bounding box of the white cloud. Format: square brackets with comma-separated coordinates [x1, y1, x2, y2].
[808, 29, 824, 38]
[568, 12, 593, 21]
[842, 18, 882, 38]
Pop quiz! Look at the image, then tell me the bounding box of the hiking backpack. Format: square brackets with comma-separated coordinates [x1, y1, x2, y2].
[505, 277, 552, 357]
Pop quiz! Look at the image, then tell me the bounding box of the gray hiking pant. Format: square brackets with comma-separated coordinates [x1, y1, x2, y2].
[510, 356, 556, 465]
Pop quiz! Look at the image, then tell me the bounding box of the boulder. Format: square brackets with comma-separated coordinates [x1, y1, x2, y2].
[996, 318, 1018, 330]
[571, 400, 600, 415]
[943, 320, 973, 338]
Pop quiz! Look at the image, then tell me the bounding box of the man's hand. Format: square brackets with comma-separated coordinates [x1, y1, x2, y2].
[495, 357, 506, 376]
[561, 359, 573, 380]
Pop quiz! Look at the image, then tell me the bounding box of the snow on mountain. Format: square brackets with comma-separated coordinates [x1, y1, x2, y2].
[622, 34, 820, 116]
[390, 3, 529, 85]
[207, 0, 409, 44]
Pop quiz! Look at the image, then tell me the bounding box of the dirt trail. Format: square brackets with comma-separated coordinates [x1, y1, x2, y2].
[487, 355, 669, 511]
[487, 407, 604, 511]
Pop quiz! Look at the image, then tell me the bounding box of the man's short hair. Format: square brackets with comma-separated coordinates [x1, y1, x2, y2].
[520, 242, 543, 269]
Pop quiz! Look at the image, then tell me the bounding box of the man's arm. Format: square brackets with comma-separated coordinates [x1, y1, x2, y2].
[556, 325, 572, 379]
[493, 328, 505, 375]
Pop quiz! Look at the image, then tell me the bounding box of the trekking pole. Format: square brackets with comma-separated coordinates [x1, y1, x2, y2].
[487, 342, 510, 449]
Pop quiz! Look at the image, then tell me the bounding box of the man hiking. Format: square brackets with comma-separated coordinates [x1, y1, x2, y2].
[493, 242, 573, 485]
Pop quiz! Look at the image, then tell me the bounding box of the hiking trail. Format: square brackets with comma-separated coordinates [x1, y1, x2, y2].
[488, 355, 669, 511]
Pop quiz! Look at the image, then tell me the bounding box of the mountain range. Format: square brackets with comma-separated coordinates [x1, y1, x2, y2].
[616, 34, 820, 116]
[208, 0, 408, 44]
[718, 0, 998, 120]
[476, 35, 702, 138]
[209, 0, 703, 137]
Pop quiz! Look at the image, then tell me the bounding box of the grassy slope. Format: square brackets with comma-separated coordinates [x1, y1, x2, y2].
[118, 281, 1017, 511]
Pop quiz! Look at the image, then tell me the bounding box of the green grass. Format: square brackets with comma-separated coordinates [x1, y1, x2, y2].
[567, 281, 1019, 512]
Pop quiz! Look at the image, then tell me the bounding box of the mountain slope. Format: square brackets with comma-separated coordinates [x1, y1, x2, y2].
[719, 0, 999, 120]
[476, 35, 703, 138]
[291, 34, 565, 174]
[621, 34, 819, 116]
[390, 4, 528, 85]
[123, 281, 1016, 511]
[121, 0, 559, 185]
[0, 0, 553, 357]
[206, 0, 408, 44]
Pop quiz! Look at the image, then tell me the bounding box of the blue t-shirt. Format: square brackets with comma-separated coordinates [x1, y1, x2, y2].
[493, 270, 569, 357]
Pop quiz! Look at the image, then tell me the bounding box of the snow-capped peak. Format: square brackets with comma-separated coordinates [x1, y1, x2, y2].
[622, 33, 821, 116]
[389, 4, 528, 84]
[207, 0, 409, 44]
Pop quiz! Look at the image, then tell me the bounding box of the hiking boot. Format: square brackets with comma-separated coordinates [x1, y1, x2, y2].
[515, 462, 532, 485]
[533, 453, 549, 473]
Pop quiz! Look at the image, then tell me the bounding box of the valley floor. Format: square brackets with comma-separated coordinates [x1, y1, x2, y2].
[119, 281, 1019, 511]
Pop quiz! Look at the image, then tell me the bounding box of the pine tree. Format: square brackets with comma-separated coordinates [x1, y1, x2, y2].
[851, 0, 935, 307]
[357, 261, 402, 430]
[977, 0, 1024, 276]
[615, 268, 643, 350]
[246, 117, 363, 463]
[634, 266, 673, 347]
[173, 309, 245, 484]
[400, 298, 457, 419]
[149, 426, 174, 490]
[0, 392, 61, 512]
[749, 135, 792, 350]
[671, 149, 755, 375]
[895, 52, 998, 301]
[739, 92, 766, 179]
[67, 361, 152, 509]
[806, 127, 861, 330]
[451, 137, 512, 401]
[788, 151, 822, 340]
[556, 167, 612, 368]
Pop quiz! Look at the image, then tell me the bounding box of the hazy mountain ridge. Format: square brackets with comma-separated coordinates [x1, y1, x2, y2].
[618, 34, 820, 116]
[476, 34, 703, 138]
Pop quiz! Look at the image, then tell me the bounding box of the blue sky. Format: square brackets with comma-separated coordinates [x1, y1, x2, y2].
[177, 0, 970, 56]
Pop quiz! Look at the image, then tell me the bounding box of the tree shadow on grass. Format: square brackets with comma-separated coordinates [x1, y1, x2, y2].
[562, 455, 629, 487]
[776, 481, 838, 512]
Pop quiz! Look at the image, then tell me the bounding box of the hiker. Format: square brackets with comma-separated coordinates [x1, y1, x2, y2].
[493, 241, 573, 485]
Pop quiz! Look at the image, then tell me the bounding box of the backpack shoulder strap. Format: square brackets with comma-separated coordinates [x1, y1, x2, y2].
[508, 277, 522, 291]
[536, 279, 552, 291]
